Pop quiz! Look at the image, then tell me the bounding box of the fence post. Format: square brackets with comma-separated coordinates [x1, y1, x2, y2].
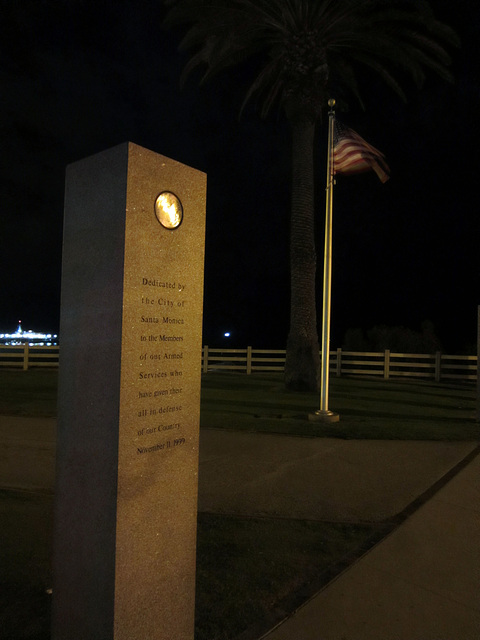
[203, 345, 208, 373]
[246, 346, 252, 375]
[384, 349, 390, 380]
[435, 351, 441, 382]
[336, 348, 342, 377]
[23, 343, 30, 371]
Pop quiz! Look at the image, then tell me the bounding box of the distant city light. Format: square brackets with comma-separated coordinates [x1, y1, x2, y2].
[0, 321, 58, 346]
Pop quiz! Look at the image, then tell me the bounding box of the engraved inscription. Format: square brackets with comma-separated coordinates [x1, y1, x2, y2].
[134, 275, 188, 453]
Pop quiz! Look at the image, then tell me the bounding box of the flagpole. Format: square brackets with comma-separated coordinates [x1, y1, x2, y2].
[310, 98, 339, 423]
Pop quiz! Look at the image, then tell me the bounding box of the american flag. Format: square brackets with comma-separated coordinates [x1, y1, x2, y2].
[333, 121, 390, 183]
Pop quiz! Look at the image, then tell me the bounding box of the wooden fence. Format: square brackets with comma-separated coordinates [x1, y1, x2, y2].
[0, 344, 60, 370]
[202, 346, 477, 383]
[0, 344, 477, 383]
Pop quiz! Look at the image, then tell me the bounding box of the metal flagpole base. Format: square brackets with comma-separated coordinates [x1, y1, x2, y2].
[308, 409, 340, 423]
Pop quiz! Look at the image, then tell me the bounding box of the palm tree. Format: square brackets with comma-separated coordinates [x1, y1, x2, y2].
[164, 0, 458, 391]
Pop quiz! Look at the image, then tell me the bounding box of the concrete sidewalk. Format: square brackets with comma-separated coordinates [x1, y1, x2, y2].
[197, 430, 478, 522]
[0, 415, 477, 523]
[1, 415, 479, 638]
[0, 415, 56, 492]
[261, 449, 480, 640]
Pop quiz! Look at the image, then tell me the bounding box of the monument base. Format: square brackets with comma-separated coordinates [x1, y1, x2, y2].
[308, 409, 340, 423]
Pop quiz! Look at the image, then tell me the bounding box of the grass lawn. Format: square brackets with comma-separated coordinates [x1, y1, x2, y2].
[194, 513, 387, 640]
[0, 490, 383, 640]
[0, 368, 477, 439]
[202, 372, 478, 440]
[0, 369, 477, 639]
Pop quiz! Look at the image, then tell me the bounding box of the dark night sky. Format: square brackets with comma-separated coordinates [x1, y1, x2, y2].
[1, 0, 479, 353]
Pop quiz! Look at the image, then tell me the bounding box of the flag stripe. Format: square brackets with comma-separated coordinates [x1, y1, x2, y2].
[333, 121, 390, 183]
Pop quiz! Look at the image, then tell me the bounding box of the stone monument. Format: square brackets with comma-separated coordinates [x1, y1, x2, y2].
[52, 143, 206, 639]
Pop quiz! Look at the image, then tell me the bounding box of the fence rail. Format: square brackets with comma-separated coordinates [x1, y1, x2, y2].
[0, 344, 477, 383]
[0, 344, 60, 370]
[201, 346, 477, 383]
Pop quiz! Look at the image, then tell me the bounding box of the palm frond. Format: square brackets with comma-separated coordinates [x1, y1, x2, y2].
[164, 0, 458, 118]
[328, 56, 366, 109]
[347, 50, 408, 101]
[240, 59, 285, 118]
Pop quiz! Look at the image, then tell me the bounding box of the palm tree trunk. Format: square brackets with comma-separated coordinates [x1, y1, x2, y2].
[284, 117, 320, 391]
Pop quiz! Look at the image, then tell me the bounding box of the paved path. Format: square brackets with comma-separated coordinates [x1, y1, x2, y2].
[1, 415, 479, 638]
[0, 415, 56, 492]
[198, 430, 477, 522]
[0, 415, 476, 522]
[262, 451, 480, 640]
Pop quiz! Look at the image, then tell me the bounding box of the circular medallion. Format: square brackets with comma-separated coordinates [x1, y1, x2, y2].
[154, 191, 183, 229]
